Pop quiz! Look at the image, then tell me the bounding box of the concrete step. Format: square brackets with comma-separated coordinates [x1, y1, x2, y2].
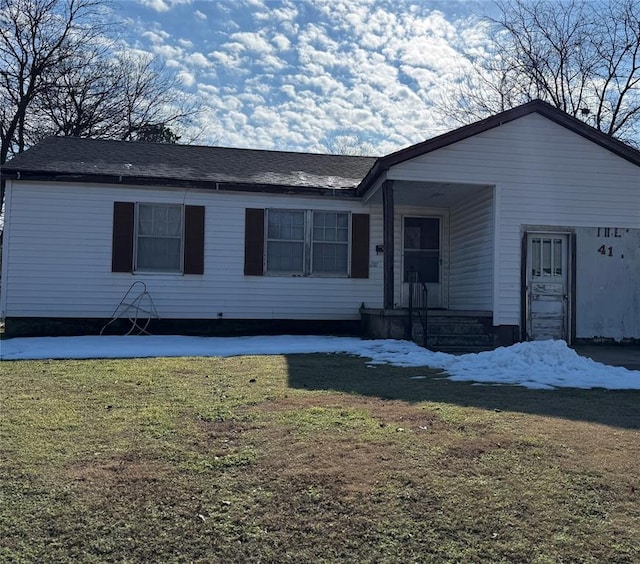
[424, 316, 487, 324]
[429, 344, 495, 354]
[409, 311, 497, 352]
[425, 334, 494, 347]
[423, 322, 487, 336]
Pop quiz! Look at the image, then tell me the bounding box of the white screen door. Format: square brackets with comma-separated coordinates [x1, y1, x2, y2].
[526, 233, 569, 341]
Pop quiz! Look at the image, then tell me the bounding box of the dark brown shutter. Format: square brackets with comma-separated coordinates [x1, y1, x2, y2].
[244, 208, 265, 275]
[112, 202, 134, 273]
[351, 213, 369, 279]
[184, 205, 205, 275]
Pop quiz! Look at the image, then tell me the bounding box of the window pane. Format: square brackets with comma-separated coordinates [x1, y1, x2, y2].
[313, 212, 348, 243]
[404, 250, 439, 283]
[137, 237, 181, 271]
[404, 218, 439, 250]
[311, 212, 349, 275]
[138, 204, 154, 235]
[268, 210, 304, 240]
[404, 226, 421, 250]
[267, 241, 304, 273]
[136, 204, 182, 272]
[313, 242, 348, 274]
[531, 238, 541, 277]
[542, 239, 551, 275]
[166, 206, 182, 236]
[267, 210, 305, 273]
[553, 239, 562, 276]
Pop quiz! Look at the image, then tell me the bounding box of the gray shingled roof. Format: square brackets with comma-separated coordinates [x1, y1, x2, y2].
[2, 136, 378, 190]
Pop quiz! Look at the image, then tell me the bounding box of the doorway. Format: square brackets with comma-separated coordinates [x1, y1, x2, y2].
[402, 216, 442, 308]
[525, 233, 570, 341]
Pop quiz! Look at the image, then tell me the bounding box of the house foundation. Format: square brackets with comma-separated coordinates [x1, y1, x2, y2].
[361, 308, 519, 352]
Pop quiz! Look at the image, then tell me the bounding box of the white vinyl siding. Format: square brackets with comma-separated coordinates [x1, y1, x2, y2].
[448, 186, 494, 311]
[389, 113, 640, 327]
[1, 182, 382, 320]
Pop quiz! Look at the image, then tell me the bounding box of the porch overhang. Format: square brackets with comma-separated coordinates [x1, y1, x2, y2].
[372, 178, 495, 312]
[365, 176, 493, 208]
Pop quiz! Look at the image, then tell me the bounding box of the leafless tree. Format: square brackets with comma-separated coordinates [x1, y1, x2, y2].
[0, 0, 199, 209]
[439, 0, 640, 144]
[114, 53, 197, 141]
[0, 0, 106, 164]
[325, 134, 377, 156]
[34, 50, 197, 142]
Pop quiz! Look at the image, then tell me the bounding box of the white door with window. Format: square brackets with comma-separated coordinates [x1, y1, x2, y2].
[526, 233, 569, 341]
[402, 217, 442, 308]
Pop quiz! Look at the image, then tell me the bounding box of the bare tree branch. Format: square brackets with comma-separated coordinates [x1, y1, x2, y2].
[0, 0, 200, 212]
[436, 0, 640, 145]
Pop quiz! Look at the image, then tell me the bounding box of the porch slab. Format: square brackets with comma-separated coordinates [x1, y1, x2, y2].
[361, 308, 517, 352]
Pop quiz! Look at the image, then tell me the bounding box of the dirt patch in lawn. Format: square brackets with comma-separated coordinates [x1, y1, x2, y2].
[67, 455, 169, 486]
[256, 393, 446, 429]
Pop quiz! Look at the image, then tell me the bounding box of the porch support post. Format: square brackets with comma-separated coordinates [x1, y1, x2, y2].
[382, 179, 395, 310]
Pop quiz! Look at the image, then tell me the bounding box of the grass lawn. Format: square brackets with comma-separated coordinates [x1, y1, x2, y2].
[1, 353, 639, 563]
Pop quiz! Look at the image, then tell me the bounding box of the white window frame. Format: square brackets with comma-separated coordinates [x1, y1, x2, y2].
[134, 203, 184, 274]
[265, 208, 307, 275]
[311, 210, 350, 276]
[265, 209, 351, 277]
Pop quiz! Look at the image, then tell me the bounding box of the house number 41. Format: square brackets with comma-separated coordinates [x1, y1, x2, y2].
[597, 245, 613, 256]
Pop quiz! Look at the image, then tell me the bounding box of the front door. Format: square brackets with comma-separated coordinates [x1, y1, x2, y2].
[402, 217, 441, 308]
[526, 233, 569, 341]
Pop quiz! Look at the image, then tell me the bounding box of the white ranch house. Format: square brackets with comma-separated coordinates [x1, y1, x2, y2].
[1, 100, 639, 348]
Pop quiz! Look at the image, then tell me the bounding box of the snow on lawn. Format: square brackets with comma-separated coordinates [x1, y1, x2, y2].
[1, 335, 639, 390]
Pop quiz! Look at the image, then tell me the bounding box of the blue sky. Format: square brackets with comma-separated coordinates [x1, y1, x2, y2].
[113, 0, 494, 154]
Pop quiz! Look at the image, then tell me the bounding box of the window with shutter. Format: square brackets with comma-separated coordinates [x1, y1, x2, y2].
[111, 202, 205, 275]
[244, 208, 369, 279]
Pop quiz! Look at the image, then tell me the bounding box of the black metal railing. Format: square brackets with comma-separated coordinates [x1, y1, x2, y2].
[407, 270, 429, 348]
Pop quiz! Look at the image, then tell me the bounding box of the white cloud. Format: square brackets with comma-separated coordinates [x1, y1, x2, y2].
[253, 2, 298, 24]
[272, 33, 291, 52]
[141, 30, 170, 43]
[197, 84, 219, 95]
[229, 31, 273, 54]
[138, 0, 171, 12]
[281, 84, 295, 98]
[186, 52, 210, 67]
[125, 0, 495, 155]
[151, 43, 184, 61]
[138, 0, 192, 12]
[208, 49, 245, 71]
[243, 0, 266, 9]
[177, 70, 196, 87]
[194, 9, 207, 20]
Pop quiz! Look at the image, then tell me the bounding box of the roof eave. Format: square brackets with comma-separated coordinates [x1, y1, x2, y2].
[1, 170, 360, 197]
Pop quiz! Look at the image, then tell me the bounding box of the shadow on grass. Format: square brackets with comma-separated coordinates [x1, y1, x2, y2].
[285, 354, 640, 430]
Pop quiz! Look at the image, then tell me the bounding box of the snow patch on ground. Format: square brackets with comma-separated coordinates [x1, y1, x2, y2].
[1, 335, 639, 390]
